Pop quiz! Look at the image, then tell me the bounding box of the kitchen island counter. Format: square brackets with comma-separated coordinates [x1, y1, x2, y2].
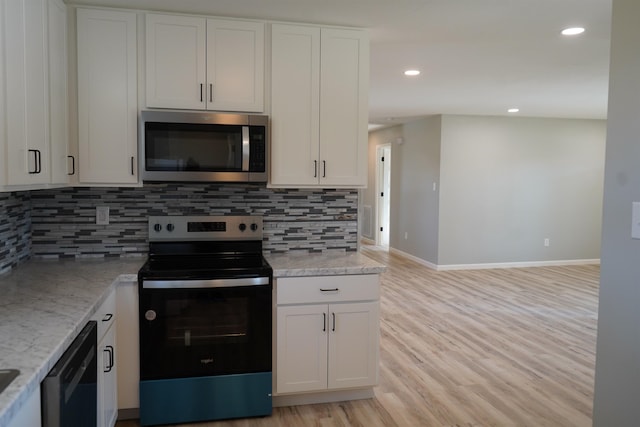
[265, 251, 386, 277]
[0, 258, 143, 427]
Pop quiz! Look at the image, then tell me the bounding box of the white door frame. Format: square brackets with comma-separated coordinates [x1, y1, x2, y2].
[376, 144, 391, 247]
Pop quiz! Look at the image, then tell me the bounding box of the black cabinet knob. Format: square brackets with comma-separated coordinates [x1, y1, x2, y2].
[239, 223, 247, 231]
[153, 223, 162, 232]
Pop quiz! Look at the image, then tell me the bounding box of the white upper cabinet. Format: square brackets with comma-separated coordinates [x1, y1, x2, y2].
[3, 0, 50, 186]
[270, 24, 369, 188]
[145, 14, 206, 110]
[48, 0, 70, 185]
[319, 28, 369, 188]
[270, 24, 321, 186]
[76, 8, 138, 184]
[146, 14, 264, 112]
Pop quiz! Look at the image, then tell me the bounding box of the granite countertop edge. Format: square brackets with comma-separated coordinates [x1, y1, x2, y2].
[265, 251, 387, 277]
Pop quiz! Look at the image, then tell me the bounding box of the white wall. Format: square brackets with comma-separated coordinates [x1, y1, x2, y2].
[593, 0, 640, 423]
[438, 115, 606, 266]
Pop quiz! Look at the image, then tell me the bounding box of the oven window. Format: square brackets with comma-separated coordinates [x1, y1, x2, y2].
[165, 297, 249, 346]
[145, 122, 243, 172]
[139, 285, 271, 380]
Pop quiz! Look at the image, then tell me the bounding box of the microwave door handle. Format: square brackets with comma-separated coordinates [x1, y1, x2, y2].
[242, 126, 250, 171]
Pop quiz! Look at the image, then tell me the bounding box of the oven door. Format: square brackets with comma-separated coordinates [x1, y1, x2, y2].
[139, 277, 271, 381]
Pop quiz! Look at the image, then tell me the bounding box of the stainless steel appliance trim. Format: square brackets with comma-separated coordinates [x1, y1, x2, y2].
[139, 109, 269, 183]
[143, 277, 270, 289]
[242, 126, 250, 171]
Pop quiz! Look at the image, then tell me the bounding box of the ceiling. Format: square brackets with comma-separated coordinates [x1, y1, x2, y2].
[65, 0, 613, 125]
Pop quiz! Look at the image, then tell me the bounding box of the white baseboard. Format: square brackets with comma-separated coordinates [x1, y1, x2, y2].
[360, 237, 376, 246]
[438, 258, 601, 270]
[388, 247, 600, 271]
[389, 247, 438, 270]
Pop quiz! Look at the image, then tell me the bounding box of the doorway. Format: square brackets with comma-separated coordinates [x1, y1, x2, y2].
[376, 144, 391, 247]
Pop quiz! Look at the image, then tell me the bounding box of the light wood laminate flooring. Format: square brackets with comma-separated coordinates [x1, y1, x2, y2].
[118, 247, 599, 427]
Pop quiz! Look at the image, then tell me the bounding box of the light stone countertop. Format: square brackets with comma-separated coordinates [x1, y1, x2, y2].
[265, 251, 386, 277]
[0, 258, 143, 427]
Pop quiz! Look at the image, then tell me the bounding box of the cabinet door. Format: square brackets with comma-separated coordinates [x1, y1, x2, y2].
[48, 0, 69, 185]
[4, 0, 50, 185]
[206, 19, 264, 112]
[146, 14, 206, 109]
[319, 28, 369, 187]
[328, 301, 379, 389]
[98, 325, 118, 427]
[270, 24, 320, 186]
[77, 9, 138, 184]
[276, 304, 328, 393]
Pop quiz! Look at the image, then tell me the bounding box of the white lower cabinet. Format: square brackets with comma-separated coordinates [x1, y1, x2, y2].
[275, 275, 380, 395]
[93, 290, 117, 427]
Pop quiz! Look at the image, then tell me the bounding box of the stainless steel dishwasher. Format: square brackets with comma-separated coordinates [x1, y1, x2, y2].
[41, 320, 98, 427]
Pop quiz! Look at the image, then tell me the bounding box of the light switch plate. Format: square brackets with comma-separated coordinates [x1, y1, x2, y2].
[96, 206, 109, 225]
[632, 202, 640, 239]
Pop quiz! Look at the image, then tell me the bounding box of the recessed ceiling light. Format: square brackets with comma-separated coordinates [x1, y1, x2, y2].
[561, 27, 585, 36]
[404, 69, 420, 76]
[508, 108, 520, 113]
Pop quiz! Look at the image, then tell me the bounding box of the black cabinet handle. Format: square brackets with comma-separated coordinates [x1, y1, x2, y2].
[104, 345, 114, 372]
[28, 149, 41, 174]
[320, 288, 339, 292]
[102, 313, 113, 322]
[67, 155, 75, 175]
[314, 160, 318, 178]
[322, 313, 326, 332]
[323, 160, 326, 178]
[332, 313, 336, 332]
[200, 84, 204, 102]
[131, 157, 135, 175]
[209, 84, 213, 102]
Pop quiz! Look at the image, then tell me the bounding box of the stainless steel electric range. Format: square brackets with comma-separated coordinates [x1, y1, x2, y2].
[137, 215, 272, 426]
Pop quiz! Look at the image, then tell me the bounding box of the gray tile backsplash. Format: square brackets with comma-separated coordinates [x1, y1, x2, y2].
[28, 184, 358, 259]
[0, 192, 32, 275]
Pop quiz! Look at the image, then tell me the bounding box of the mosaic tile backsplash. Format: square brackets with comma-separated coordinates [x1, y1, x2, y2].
[29, 184, 358, 259]
[0, 192, 32, 275]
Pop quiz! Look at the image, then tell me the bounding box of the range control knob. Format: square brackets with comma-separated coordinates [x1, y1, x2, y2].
[153, 223, 162, 232]
[166, 223, 175, 232]
[250, 223, 258, 231]
[239, 223, 247, 232]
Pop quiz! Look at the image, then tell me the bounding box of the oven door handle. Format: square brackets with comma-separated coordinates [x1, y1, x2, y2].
[142, 277, 270, 289]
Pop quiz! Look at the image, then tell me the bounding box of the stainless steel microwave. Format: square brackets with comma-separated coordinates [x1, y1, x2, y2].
[140, 110, 268, 183]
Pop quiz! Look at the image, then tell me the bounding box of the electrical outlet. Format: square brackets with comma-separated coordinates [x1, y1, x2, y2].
[96, 206, 109, 225]
[544, 238, 550, 247]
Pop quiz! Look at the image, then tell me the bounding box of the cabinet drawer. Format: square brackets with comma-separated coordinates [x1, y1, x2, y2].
[276, 275, 379, 305]
[93, 289, 116, 340]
